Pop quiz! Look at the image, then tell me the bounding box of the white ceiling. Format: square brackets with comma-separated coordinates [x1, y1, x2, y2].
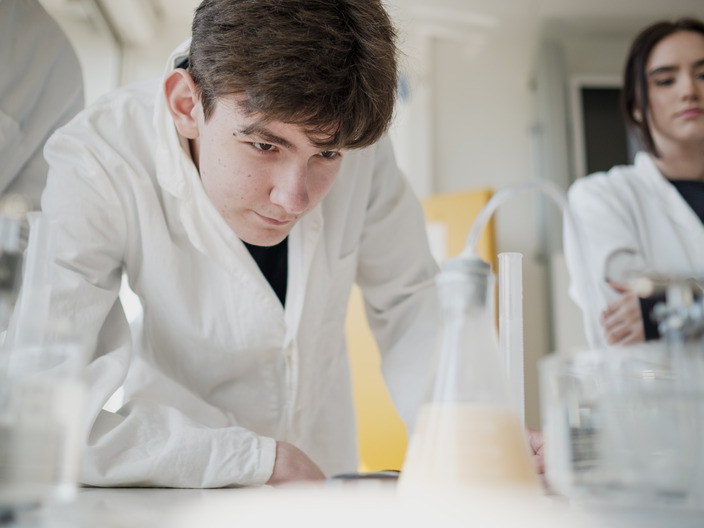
[40, 0, 704, 47]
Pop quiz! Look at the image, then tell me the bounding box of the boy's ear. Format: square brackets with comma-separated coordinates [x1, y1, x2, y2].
[164, 69, 201, 139]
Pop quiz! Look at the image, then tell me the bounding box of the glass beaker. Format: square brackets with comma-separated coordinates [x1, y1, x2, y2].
[539, 349, 606, 499]
[539, 345, 704, 507]
[0, 340, 87, 516]
[398, 256, 539, 494]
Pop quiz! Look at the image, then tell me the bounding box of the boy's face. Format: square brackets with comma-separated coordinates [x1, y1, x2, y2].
[191, 95, 343, 247]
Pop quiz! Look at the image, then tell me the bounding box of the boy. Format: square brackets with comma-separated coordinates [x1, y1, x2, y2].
[33, 0, 440, 486]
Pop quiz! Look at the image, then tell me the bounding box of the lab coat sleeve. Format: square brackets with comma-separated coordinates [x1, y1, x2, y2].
[38, 128, 276, 488]
[354, 137, 440, 432]
[563, 174, 649, 347]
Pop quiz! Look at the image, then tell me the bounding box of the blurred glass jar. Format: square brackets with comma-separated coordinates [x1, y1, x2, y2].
[539, 345, 704, 507]
[0, 199, 87, 518]
[0, 195, 29, 340]
[0, 339, 87, 516]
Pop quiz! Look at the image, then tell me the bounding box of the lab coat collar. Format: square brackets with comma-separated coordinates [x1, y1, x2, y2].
[285, 206, 323, 342]
[637, 151, 704, 230]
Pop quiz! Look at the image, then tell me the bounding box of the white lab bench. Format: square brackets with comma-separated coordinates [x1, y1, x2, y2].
[5, 484, 704, 528]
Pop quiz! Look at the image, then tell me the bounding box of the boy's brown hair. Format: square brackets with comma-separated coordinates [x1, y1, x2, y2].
[189, 0, 399, 150]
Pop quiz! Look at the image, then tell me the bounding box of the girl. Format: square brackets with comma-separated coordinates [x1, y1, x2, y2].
[565, 18, 704, 346]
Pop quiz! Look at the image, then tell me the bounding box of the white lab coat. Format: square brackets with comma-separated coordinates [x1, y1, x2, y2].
[564, 151, 704, 347]
[34, 40, 440, 487]
[0, 0, 83, 208]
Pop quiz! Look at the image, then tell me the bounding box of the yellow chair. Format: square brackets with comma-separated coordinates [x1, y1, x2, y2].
[345, 188, 495, 472]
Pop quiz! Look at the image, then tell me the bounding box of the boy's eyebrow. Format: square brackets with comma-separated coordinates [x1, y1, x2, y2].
[236, 124, 295, 150]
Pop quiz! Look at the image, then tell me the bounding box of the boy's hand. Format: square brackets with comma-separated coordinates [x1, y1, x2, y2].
[266, 441, 325, 485]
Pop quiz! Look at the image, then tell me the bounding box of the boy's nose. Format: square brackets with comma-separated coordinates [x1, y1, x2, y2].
[270, 164, 309, 215]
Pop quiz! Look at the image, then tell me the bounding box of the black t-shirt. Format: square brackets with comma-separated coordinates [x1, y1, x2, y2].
[243, 237, 288, 307]
[640, 179, 704, 340]
[670, 179, 704, 223]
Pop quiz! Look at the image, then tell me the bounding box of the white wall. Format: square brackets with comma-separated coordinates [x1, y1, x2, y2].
[46, 12, 121, 105]
[41, 0, 196, 101]
[119, 15, 193, 85]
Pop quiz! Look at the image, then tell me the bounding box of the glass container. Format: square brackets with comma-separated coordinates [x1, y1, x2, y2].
[398, 255, 539, 495]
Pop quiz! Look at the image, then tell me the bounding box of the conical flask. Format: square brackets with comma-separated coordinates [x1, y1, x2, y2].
[399, 255, 539, 494]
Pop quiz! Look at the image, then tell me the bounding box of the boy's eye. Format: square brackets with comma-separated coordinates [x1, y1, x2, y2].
[318, 151, 339, 159]
[253, 142, 276, 152]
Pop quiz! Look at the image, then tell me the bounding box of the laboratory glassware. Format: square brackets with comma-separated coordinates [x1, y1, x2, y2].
[539, 275, 704, 507]
[398, 252, 539, 494]
[0, 210, 87, 518]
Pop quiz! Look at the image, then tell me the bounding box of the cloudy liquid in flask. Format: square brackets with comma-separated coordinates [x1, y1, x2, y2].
[399, 255, 539, 494]
[401, 403, 538, 491]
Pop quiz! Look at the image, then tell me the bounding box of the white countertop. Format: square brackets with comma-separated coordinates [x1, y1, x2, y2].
[5, 483, 704, 528]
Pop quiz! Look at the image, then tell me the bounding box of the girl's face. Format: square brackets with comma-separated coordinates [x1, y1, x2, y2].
[645, 30, 704, 151]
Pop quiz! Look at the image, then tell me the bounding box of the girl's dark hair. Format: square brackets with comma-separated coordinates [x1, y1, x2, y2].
[621, 17, 704, 156]
[188, 0, 399, 150]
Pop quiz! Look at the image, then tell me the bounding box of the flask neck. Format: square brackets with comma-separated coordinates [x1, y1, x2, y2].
[437, 254, 495, 321]
[431, 263, 516, 409]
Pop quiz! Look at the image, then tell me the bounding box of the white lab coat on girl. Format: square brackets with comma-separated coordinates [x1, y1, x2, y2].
[564, 151, 704, 347]
[32, 40, 440, 487]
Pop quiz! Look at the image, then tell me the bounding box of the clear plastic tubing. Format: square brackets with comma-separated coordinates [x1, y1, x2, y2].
[461, 180, 604, 349]
[499, 252, 524, 425]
